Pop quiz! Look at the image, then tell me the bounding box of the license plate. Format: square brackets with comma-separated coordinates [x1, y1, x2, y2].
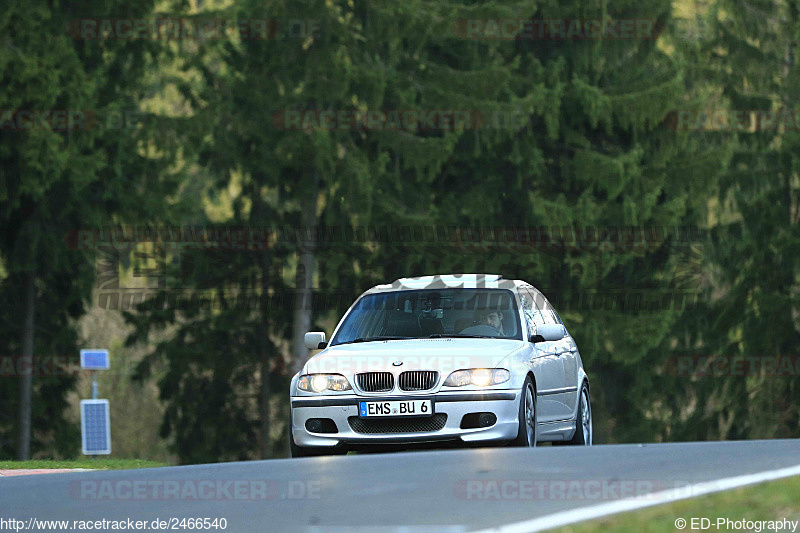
[359, 399, 433, 418]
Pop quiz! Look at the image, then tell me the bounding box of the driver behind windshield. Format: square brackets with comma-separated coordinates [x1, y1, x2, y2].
[475, 309, 505, 335]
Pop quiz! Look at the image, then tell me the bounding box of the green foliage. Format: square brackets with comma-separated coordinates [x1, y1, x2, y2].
[0, 459, 167, 470]
[0, 0, 184, 459]
[2, 0, 797, 462]
[637, 0, 800, 442]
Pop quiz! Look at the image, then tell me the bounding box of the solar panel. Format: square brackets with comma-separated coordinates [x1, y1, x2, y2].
[81, 400, 111, 455]
[80, 349, 110, 370]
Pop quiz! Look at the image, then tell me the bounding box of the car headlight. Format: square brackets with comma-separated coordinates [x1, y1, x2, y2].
[443, 368, 511, 387]
[297, 374, 352, 393]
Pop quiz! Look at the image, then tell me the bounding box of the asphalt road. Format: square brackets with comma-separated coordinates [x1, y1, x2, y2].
[3, 440, 800, 532]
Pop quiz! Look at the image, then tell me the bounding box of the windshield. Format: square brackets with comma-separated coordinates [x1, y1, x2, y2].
[330, 288, 521, 345]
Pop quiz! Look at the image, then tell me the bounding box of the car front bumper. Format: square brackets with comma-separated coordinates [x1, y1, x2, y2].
[290, 390, 521, 448]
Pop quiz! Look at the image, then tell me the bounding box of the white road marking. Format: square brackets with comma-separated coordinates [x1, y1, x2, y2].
[306, 524, 467, 533]
[471, 463, 800, 533]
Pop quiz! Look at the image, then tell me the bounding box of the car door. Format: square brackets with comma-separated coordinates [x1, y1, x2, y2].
[550, 304, 580, 414]
[527, 287, 573, 420]
[519, 287, 564, 423]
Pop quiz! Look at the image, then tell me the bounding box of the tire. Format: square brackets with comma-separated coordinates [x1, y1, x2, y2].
[289, 425, 313, 457]
[510, 376, 537, 447]
[563, 382, 592, 446]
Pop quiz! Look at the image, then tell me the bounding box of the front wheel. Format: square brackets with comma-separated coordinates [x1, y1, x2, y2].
[289, 424, 314, 457]
[563, 383, 592, 446]
[510, 376, 537, 447]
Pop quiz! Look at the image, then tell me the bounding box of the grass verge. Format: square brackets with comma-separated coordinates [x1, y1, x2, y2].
[0, 459, 168, 470]
[555, 475, 800, 532]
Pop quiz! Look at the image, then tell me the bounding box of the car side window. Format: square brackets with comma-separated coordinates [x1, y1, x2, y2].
[519, 290, 536, 336]
[541, 301, 558, 325]
[525, 286, 557, 325]
[520, 288, 548, 334]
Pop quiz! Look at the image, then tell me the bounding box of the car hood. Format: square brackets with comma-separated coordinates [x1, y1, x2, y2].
[303, 338, 526, 375]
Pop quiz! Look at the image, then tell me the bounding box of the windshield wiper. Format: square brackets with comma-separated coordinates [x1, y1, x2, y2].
[338, 336, 412, 345]
[428, 334, 495, 339]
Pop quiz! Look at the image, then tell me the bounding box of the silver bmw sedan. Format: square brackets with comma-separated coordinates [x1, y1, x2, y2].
[289, 274, 591, 456]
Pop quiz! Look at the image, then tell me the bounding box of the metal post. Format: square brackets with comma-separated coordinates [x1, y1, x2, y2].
[80, 349, 110, 459]
[90, 371, 97, 462]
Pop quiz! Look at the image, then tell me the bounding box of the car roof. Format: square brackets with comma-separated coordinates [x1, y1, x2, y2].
[364, 274, 523, 294]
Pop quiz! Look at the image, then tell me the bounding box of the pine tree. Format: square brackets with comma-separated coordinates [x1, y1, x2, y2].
[653, 0, 800, 441]
[0, 0, 185, 458]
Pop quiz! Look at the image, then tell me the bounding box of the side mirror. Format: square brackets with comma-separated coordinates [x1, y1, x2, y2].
[304, 332, 327, 350]
[529, 324, 566, 342]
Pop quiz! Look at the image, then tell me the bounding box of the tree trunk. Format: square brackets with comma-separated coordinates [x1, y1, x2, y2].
[291, 171, 319, 376]
[17, 271, 36, 460]
[259, 342, 271, 459]
[259, 244, 272, 459]
[247, 185, 275, 459]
